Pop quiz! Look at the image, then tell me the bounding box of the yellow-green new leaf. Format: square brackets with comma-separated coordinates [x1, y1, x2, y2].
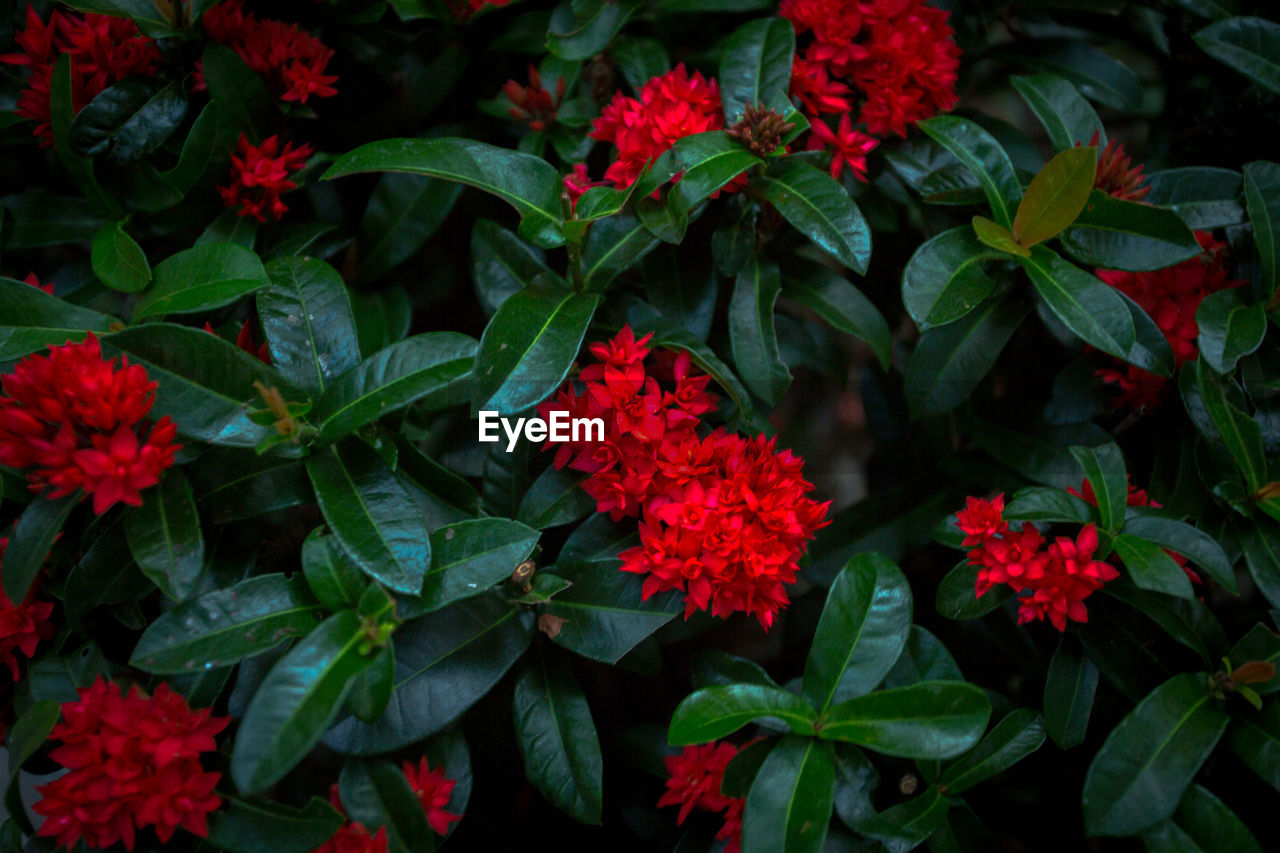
[1012, 146, 1097, 247]
[971, 216, 1029, 257]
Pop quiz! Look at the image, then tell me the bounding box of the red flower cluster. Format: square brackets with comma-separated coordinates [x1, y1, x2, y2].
[658, 742, 744, 853]
[314, 759, 459, 852]
[1067, 477, 1200, 584]
[34, 679, 228, 851]
[314, 785, 389, 853]
[539, 327, 829, 628]
[782, 0, 960, 178]
[591, 64, 738, 192]
[202, 0, 338, 103]
[1, 5, 161, 145]
[0, 334, 179, 514]
[1095, 232, 1245, 409]
[1085, 133, 1150, 202]
[502, 64, 566, 131]
[0, 538, 55, 680]
[219, 133, 314, 222]
[956, 496, 1119, 631]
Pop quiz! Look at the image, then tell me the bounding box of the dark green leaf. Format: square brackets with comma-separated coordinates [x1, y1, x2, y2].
[260, 257, 361, 394]
[544, 560, 683, 664]
[2, 494, 75, 604]
[1145, 167, 1245, 230]
[742, 736, 835, 853]
[123, 471, 204, 602]
[518, 466, 595, 529]
[720, 737, 777, 798]
[301, 528, 367, 611]
[1243, 161, 1279, 299]
[1004, 486, 1095, 524]
[730, 255, 791, 404]
[1194, 358, 1267, 493]
[1228, 700, 1280, 792]
[1163, 784, 1264, 853]
[1229, 623, 1280, 695]
[68, 77, 187, 165]
[819, 681, 991, 759]
[130, 574, 322, 674]
[206, 797, 344, 853]
[472, 285, 600, 414]
[918, 116, 1022, 228]
[883, 626, 962, 689]
[802, 553, 912, 711]
[1060, 191, 1202, 271]
[231, 610, 376, 793]
[669, 684, 817, 745]
[782, 260, 890, 369]
[547, 0, 640, 61]
[306, 442, 431, 595]
[1082, 673, 1228, 836]
[324, 138, 565, 249]
[1194, 17, 1280, 95]
[1, 191, 102, 249]
[581, 213, 660, 290]
[0, 277, 115, 362]
[1113, 534, 1195, 599]
[91, 221, 150, 293]
[339, 759, 434, 853]
[1010, 74, 1105, 152]
[719, 17, 795, 122]
[756, 158, 871, 274]
[901, 226, 1005, 330]
[133, 243, 270, 320]
[1012, 146, 1097, 247]
[1020, 245, 1136, 360]
[936, 561, 1014, 620]
[1044, 636, 1100, 749]
[1118, 288, 1176, 378]
[1069, 444, 1127, 533]
[855, 787, 949, 852]
[996, 40, 1142, 110]
[669, 131, 762, 217]
[418, 518, 540, 612]
[513, 647, 604, 824]
[358, 174, 462, 284]
[50, 54, 120, 217]
[1123, 515, 1237, 594]
[939, 708, 1045, 795]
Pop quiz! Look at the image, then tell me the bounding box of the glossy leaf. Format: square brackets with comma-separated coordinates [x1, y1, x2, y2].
[1044, 636, 1100, 749]
[339, 759, 433, 853]
[1194, 17, 1280, 95]
[1082, 673, 1228, 836]
[742, 736, 835, 853]
[996, 40, 1142, 110]
[91, 221, 150, 293]
[1011, 74, 1105, 152]
[719, 17, 795, 122]
[306, 442, 431, 595]
[358, 173, 462, 284]
[206, 797, 344, 853]
[1004, 486, 1094, 524]
[729, 255, 791, 405]
[471, 219, 554, 314]
[547, 0, 640, 61]
[1021, 245, 1136, 361]
[971, 215, 1028, 256]
[1195, 358, 1267, 493]
[1060, 191, 1202, 271]
[1229, 623, 1280, 695]
[259, 257, 361, 394]
[2, 494, 76, 604]
[124, 471, 205, 602]
[1113, 534, 1195, 599]
[939, 708, 1045, 795]
[418, 518, 539, 612]
[581, 213, 660, 290]
[1069, 444, 1126, 533]
[756, 158, 871, 274]
[918, 116, 1022, 228]
[1145, 167, 1245, 230]
[669, 684, 818, 744]
[131, 574, 322, 674]
[0, 277, 115, 361]
[1243, 161, 1279, 298]
[68, 77, 187, 165]
[1012, 146, 1097, 247]
[518, 466, 595, 529]
[883, 626, 962, 689]
[134, 243, 270, 320]
[1123, 515, 1237, 594]
[937, 561, 1014, 620]
[1226, 701, 1280, 792]
[902, 226, 1005, 329]
[669, 131, 762, 216]
[543, 560, 683, 664]
[819, 681, 991, 759]
[782, 260, 890, 369]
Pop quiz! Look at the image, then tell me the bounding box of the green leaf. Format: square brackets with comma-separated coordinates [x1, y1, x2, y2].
[1194, 358, 1267, 493]
[854, 787, 949, 851]
[669, 131, 763, 217]
[1228, 700, 1280, 792]
[1229, 623, 1280, 695]
[260, 257, 361, 394]
[1043, 636, 1100, 749]
[1243, 161, 1279, 299]
[755, 158, 871, 274]
[472, 285, 600, 414]
[904, 295, 1030, 418]
[1010, 74, 1106, 152]
[518, 467, 595, 529]
[782, 260, 890, 370]
[1, 190, 103, 249]
[59, 1, 174, 35]
[742, 736, 835, 853]
[306, 442, 431, 595]
[324, 138, 565, 249]
[339, 759, 433, 853]
[1083, 673, 1229, 836]
[418, 518, 540, 612]
[802, 553, 912, 712]
[316, 333, 478, 442]
[130, 574, 322, 674]
[1194, 17, 1280, 95]
[123, 471, 205, 602]
[50, 54, 120, 217]
[719, 18, 795, 122]
[730, 255, 791, 405]
[543, 560, 683, 664]
[206, 797, 344, 853]
[102, 323, 284, 447]
[720, 737, 777, 798]
[819, 681, 991, 759]
[1020, 245, 1136, 360]
[358, 174, 462, 285]
[635, 316, 757, 424]
[996, 40, 1142, 110]
[971, 215, 1029, 256]
[68, 77, 187, 165]
[1060, 191, 1203, 271]
[1069, 444, 1127, 533]
[547, 0, 640, 60]
[1112, 534, 1195, 599]
[91, 221, 150, 293]
[324, 594, 533, 755]
[133, 243, 270, 320]
[1146, 167, 1245, 230]
[1004, 486, 1095, 524]
[939, 708, 1046, 795]
[200, 44, 269, 137]
[1118, 288, 1177, 378]
[513, 647, 604, 824]
[918, 116, 1022, 228]
[301, 528, 367, 611]
[1124, 515, 1237, 594]
[1012, 146, 1097, 247]
[160, 101, 225, 194]
[902, 226, 1006, 330]
[883, 626, 962, 689]
[1154, 784, 1265, 853]
[669, 684, 817, 745]
[0, 278, 115, 362]
[231, 610, 377, 793]
[581, 213, 660, 291]
[2, 495, 75, 604]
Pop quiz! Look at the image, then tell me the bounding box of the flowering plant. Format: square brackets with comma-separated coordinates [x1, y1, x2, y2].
[0, 0, 1279, 851]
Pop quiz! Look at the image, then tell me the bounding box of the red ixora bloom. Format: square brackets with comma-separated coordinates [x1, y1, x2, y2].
[540, 327, 829, 628]
[0, 538, 55, 680]
[313, 785, 389, 853]
[33, 679, 228, 851]
[502, 64, 566, 131]
[1068, 477, 1201, 584]
[0, 334, 179, 514]
[219, 134, 314, 222]
[202, 0, 338, 103]
[591, 64, 743, 193]
[807, 112, 879, 181]
[402, 757, 463, 836]
[0, 5, 161, 145]
[1095, 232, 1245, 410]
[659, 742, 744, 853]
[1081, 132, 1150, 202]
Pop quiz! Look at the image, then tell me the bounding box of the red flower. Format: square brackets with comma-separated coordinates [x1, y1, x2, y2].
[313, 785, 389, 853]
[807, 112, 879, 181]
[0, 538, 55, 680]
[1095, 232, 1245, 409]
[402, 757, 462, 836]
[204, 319, 272, 364]
[1068, 477, 1201, 584]
[0, 334, 179, 514]
[591, 64, 741, 192]
[1, 5, 160, 145]
[218, 134, 314, 222]
[24, 273, 54, 295]
[790, 54, 854, 115]
[33, 679, 228, 851]
[955, 494, 1008, 546]
[564, 164, 609, 214]
[658, 742, 744, 852]
[1082, 132, 1150, 201]
[502, 64, 566, 131]
[202, 0, 338, 103]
